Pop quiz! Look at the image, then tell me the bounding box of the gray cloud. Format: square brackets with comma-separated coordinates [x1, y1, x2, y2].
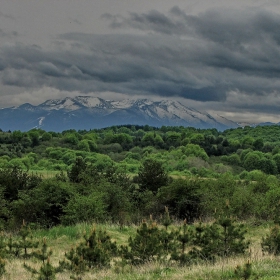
[68, 17, 82, 25]
[0, 36, 228, 102]
[1, 6, 280, 121]
[0, 11, 15, 20]
[0, 29, 18, 38]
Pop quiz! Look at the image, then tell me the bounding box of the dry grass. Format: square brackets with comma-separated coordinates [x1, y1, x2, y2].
[2, 223, 280, 280]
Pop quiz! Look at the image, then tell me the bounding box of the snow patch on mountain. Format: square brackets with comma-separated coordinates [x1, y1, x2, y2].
[0, 96, 242, 131]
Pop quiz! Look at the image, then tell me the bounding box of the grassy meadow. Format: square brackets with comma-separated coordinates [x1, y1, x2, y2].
[2, 222, 280, 280]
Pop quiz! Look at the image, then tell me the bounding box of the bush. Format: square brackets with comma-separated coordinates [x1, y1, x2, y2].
[120, 221, 166, 265]
[60, 228, 117, 278]
[62, 192, 106, 225]
[158, 178, 202, 222]
[12, 178, 72, 227]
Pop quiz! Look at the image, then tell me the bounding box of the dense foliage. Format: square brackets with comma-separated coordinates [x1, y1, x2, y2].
[0, 124, 279, 229]
[0, 125, 279, 177]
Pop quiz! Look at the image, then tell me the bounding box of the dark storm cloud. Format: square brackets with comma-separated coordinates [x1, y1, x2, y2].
[103, 7, 280, 74]
[2, 7, 280, 107]
[104, 6, 280, 43]
[0, 35, 226, 101]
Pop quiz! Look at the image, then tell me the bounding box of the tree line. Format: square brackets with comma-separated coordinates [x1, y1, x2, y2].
[1, 124, 280, 179]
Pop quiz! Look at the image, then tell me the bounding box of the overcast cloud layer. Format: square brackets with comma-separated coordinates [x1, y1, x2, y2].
[1, 1, 280, 123]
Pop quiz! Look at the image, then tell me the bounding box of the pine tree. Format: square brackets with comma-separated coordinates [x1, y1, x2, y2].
[23, 238, 59, 280]
[158, 227, 178, 256]
[18, 220, 39, 258]
[216, 215, 248, 257]
[81, 228, 117, 269]
[68, 157, 87, 183]
[60, 228, 117, 279]
[215, 201, 249, 257]
[262, 200, 280, 256]
[170, 220, 194, 265]
[120, 220, 164, 265]
[191, 201, 249, 262]
[161, 206, 172, 230]
[59, 247, 88, 280]
[32, 238, 53, 264]
[137, 159, 169, 193]
[60, 247, 87, 280]
[6, 221, 38, 258]
[7, 234, 21, 257]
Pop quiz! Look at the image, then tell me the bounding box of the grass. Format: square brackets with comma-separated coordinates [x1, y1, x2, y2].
[2, 222, 280, 279]
[29, 169, 63, 178]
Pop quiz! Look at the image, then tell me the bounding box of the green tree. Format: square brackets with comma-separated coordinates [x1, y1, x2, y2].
[0, 167, 42, 201]
[41, 132, 52, 142]
[12, 130, 23, 142]
[0, 187, 9, 230]
[63, 133, 79, 145]
[253, 138, 264, 150]
[183, 144, 208, 161]
[120, 221, 165, 265]
[158, 178, 202, 222]
[68, 157, 87, 183]
[24, 238, 59, 280]
[62, 192, 106, 225]
[273, 153, 280, 173]
[258, 158, 277, 175]
[28, 130, 40, 147]
[243, 152, 261, 171]
[190, 133, 204, 145]
[242, 136, 254, 149]
[77, 140, 90, 152]
[12, 179, 72, 227]
[137, 159, 169, 193]
[60, 228, 117, 276]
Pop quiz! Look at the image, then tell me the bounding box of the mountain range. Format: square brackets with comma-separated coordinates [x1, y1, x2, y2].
[0, 96, 241, 132]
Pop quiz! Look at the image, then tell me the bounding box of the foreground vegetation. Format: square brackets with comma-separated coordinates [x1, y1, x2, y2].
[1, 221, 280, 279]
[1, 124, 280, 278]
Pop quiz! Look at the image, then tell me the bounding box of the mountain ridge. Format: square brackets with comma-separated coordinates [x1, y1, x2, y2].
[0, 96, 240, 132]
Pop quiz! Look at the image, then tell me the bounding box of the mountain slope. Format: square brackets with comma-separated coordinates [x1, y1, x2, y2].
[0, 96, 240, 131]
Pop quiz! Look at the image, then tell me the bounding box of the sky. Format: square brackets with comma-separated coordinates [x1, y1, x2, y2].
[1, 0, 280, 123]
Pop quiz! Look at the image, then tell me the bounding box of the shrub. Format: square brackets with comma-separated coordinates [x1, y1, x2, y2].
[60, 228, 117, 278]
[62, 193, 106, 225]
[120, 221, 165, 265]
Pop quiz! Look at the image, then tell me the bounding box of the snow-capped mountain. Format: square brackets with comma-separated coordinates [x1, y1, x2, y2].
[0, 96, 240, 131]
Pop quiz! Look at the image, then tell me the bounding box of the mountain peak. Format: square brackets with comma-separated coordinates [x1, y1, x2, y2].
[0, 96, 241, 131]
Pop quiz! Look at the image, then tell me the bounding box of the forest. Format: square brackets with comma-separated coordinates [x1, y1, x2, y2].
[0, 124, 280, 224]
[1, 124, 280, 279]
